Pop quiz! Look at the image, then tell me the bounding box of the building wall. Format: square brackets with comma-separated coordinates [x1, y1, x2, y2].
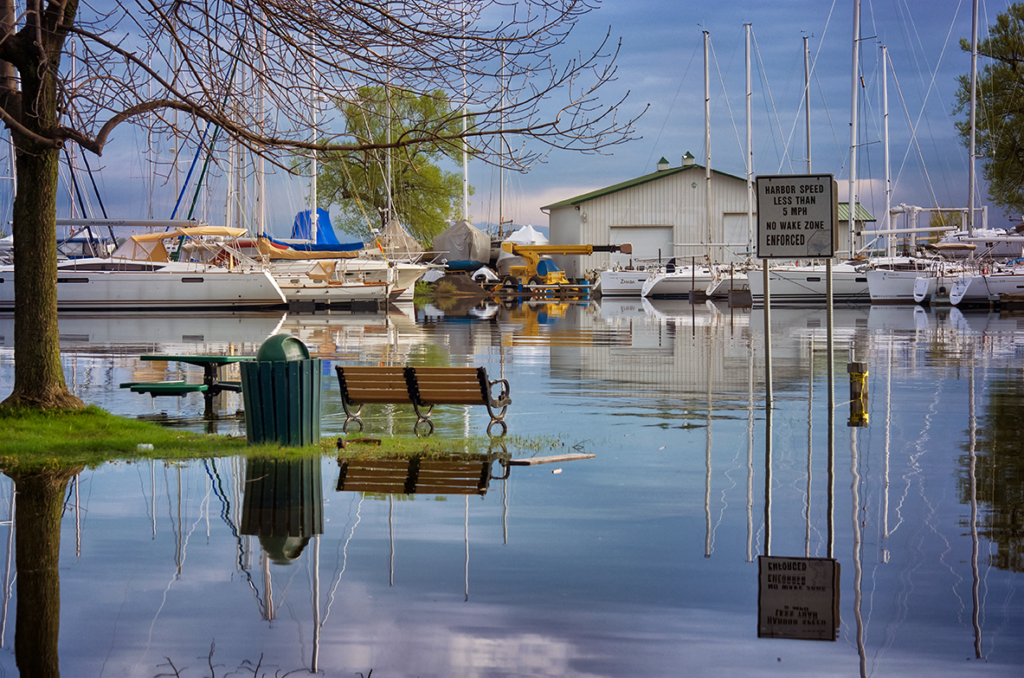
[547, 166, 753, 276]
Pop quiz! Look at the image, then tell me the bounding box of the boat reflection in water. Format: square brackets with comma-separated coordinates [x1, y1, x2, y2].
[0, 300, 1021, 676]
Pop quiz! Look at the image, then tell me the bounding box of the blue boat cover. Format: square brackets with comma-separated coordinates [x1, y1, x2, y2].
[291, 208, 362, 249]
[264, 233, 363, 252]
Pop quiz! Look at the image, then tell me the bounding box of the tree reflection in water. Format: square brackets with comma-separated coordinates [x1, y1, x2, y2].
[6, 465, 81, 677]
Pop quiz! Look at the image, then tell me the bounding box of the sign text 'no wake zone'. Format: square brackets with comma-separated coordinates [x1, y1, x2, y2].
[755, 175, 837, 259]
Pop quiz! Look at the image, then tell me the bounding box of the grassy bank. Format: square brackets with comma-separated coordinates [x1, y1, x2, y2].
[0, 405, 554, 469]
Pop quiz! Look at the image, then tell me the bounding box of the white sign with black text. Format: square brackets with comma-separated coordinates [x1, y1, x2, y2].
[757, 556, 840, 641]
[755, 174, 838, 259]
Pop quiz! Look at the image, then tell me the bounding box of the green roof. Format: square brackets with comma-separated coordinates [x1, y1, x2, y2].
[542, 161, 747, 210]
[838, 202, 876, 222]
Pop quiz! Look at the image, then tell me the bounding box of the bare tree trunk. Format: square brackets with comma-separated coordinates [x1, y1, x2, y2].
[3, 146, 82, 409]
[0, 0, 83, 410]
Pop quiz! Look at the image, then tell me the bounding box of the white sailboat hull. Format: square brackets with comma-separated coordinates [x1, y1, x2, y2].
[276, 280, 390, 303]
[867, 269, 929, 305]
[747, 263, 869, 304]
[950, 270, 1024, 306]
[641, 266, 716, 298]
[0, 260, 287, 310]
[598, 269, 650, 297]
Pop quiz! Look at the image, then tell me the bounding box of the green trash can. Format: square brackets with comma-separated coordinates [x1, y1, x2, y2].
[240, 334, 322, 446]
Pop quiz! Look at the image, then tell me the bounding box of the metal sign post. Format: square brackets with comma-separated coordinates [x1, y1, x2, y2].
[754, 175, 841, 642]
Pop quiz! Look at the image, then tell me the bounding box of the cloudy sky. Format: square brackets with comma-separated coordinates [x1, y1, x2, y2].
[482, 0, 1010, 232]
[6, 0, 1008, 240]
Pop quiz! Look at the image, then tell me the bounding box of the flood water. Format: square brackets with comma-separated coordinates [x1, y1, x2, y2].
[0, 298, 1021, 677]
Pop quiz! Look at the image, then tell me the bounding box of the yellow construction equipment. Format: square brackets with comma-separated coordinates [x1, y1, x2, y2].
[500, 242, 632, 296]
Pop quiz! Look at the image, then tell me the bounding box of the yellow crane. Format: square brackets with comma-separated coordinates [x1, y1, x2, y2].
[500, 242, 633, 296]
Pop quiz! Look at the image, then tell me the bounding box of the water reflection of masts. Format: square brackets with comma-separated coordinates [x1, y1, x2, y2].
[74, 472, 82, 557]
[0, 485, 14, 647]
[705, 330, 713, 558]
[851, 425, 866, 677]
[311, 534, 321, 672]
[389, 495, 395, 586]
[806, 341, 813, 557]
[151, 460, 156, 537]
[883, 340, 892, 547]
[746, 337, 754, 562]
[969, 359, 982, 658]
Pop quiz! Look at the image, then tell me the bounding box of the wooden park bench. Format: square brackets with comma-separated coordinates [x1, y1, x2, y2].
[334, 365, 511, 435]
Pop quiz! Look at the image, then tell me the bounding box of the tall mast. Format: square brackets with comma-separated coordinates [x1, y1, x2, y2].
[746, 25, 753, 257]
[310, 43, 318, 243]
[499, 42, 505, 237]
[968, 0, 978, 237]
[386, 5, 394, 226]
[704, 30, 712, 262]
[461, 2, 469, 221]
[256, 19, 266, 238]
[848, 0, 861, 258]
[883, 45, 892, 254]
[804, 35, 812, 173]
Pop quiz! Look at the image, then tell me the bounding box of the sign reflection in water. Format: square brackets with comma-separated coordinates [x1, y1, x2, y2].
[0, 301, 1020, 676]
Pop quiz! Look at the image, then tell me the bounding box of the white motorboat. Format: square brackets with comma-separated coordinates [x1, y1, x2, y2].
[0, 227, 287, 311]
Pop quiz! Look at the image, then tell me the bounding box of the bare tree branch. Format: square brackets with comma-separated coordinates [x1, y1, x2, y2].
[28, 0, 641, 170]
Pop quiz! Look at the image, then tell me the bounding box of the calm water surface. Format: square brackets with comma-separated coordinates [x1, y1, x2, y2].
[0, 299, 1021, 677]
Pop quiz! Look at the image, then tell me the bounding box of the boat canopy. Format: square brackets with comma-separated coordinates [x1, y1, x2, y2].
[109, 227, 249, 262]
[926, 242, 978, 252]
[255, 235, 361, 260]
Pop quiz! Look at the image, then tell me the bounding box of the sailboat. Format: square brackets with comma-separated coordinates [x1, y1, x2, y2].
[0, 225, 287, 310]
[949, 259, 1024, 306]
[640, 260, 718, 298]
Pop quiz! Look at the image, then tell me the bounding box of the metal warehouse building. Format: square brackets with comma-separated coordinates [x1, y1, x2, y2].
[543, 153, 873, 277]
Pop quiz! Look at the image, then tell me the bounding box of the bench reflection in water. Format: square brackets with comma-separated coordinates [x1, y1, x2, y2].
[336, 451, 511, 497]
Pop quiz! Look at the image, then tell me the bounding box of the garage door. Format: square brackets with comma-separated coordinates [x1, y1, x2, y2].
[722, 214, 754, 263]
[609, 226, 674, 267]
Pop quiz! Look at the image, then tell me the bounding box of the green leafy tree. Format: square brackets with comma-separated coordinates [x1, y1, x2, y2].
[926, 207, 964, 244]
[955, 3, 1024, 216]
[0, 0, 640, 410]
[317, 87, 469, 245]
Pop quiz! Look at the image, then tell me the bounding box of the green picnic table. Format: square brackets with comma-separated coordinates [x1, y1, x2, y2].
[122, 354, 255, 419]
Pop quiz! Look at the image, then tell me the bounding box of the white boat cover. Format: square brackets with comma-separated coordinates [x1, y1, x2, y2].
[376, 218, 424, 257]
[496, 225, 550, 276]
[432, 219, 490, 265]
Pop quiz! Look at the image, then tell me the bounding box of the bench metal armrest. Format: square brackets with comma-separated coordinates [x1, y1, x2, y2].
[485, 377, 511, 408]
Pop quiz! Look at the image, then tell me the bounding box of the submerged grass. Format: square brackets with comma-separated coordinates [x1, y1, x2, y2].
[0, 405, 561, 470]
